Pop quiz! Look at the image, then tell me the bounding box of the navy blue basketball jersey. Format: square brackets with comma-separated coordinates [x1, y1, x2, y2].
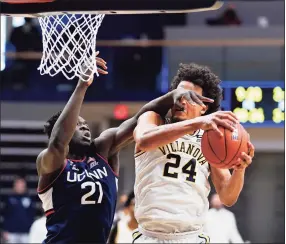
[38, 154, 118, 243]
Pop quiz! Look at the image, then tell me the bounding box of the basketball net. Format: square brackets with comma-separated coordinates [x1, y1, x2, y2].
[38, 14, 105, 81]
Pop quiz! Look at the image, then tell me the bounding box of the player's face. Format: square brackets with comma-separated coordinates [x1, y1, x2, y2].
[171, 81, 206, 122]
[70, 117, 92, 151]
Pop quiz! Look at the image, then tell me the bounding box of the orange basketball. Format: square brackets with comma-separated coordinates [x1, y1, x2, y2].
[201, 124, 249, 169]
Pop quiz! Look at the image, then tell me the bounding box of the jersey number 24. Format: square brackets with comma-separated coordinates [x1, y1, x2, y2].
[163, 153, 197, 183]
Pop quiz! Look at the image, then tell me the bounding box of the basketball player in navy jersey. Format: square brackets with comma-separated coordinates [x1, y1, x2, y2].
[36, 54, 214, 243]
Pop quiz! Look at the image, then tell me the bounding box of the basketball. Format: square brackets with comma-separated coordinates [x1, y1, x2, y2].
[201, 124, 249, 169]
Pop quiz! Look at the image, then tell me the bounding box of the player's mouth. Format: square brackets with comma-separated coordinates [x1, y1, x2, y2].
[175, 107, 185, 113]
[83, 131, 91, 140]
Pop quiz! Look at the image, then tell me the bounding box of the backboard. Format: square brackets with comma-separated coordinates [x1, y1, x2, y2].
[1, 0, 223, 17]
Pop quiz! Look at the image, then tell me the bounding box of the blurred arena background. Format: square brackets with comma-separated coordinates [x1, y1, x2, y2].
[0, 0, 285, 243]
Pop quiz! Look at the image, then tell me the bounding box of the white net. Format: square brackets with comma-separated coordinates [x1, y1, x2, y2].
[38, 14, 105, 81]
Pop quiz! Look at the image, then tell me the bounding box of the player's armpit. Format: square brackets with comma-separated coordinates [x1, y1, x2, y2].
[36, 145, 67, 176]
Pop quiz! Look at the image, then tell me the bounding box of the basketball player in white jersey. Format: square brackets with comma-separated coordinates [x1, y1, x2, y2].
[132, 63, 255, 243]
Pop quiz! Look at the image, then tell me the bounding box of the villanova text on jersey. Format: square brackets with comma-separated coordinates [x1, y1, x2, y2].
[158, 140, 208, 166]
[38, 154, 118, 243]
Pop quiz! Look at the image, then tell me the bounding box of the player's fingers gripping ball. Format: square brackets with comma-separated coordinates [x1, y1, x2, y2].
[201, 123, 249, 169]
[232, 140, 255, 170]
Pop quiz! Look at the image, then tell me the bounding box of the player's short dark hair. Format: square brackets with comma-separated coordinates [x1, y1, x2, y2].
[44, 111, 62, 138]
[124, 191, 135, 208]
[170, 63, 223, 115]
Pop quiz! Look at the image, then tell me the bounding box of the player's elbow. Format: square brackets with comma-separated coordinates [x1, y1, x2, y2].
[135, 131, 157, 151]
[134, 128, 153, 151]
[135, 136, 151, 151]
[222, 200, 236, 207]
[220, 196, 238, 207]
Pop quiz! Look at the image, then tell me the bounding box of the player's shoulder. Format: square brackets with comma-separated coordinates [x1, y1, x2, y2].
[36, 148, 48, 167]
[36, 147, 58, 167]
[37, 148, 50, 158]
[36, 147, 67, 176]
[139, 110, 161, 118]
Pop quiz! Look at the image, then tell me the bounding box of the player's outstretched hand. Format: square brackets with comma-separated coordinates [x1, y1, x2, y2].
[193, 111, 239, 137]
[80, 51, 108, 86]
[95, 51, 108, 76]
[233, 136, 255, 171]
[173, 88, 214, 111]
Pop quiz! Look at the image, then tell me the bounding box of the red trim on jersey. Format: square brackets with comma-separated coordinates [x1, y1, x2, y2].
[45, 209, 55, 217]
[37, 160, 68, 193]
[96, 153, 119, 177]
[67, 157, 86, 162]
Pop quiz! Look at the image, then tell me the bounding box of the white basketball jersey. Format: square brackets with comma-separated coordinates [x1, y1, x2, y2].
[134, 128, 211, 234]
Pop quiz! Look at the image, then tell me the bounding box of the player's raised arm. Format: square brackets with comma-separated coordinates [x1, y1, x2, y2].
[37, 53, 107, 175]
[93, 89, 214, 157]
[133, 109, 238, 152]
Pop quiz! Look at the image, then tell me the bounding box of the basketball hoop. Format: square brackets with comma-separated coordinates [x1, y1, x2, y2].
[38, 14, 105, 81]
[1, 0, 223, 81]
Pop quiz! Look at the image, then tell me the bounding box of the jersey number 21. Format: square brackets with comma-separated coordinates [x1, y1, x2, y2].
[81, 182, 103, 205]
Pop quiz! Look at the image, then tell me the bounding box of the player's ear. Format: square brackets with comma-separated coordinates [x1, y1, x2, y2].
[200, 105, 208, 115]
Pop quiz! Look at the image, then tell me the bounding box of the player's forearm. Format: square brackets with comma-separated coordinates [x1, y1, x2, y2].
[219, 169, 245, 207]
[110, 90, 178, 153]
[136, 119, 199, 151]
[49, 81, 88, 149]
[136, 90, 176, 119]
